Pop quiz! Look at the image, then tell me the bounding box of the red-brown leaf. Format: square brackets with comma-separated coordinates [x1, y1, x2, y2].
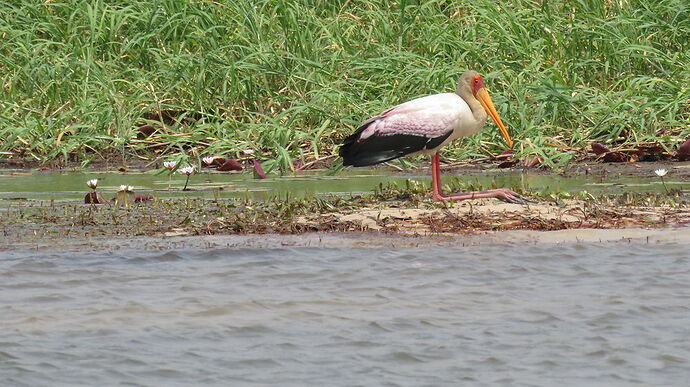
[253, 160, 267, 179]
[523, 155, 542, 168]
[134, 193, 152, 202]
[602, 152, 629, 162]
[591, 142, 610, 155]
[497, 160, 519, 168]
[677, 138, 690, 161]
[84, 192, 108, 204]
[137, 124, 157, 138]
[216, 159, 243, 171]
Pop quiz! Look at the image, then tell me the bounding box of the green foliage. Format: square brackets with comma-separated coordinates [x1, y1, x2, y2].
[1, 0, 688, 166]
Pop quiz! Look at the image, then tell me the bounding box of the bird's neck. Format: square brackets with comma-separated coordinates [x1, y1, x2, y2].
[458, 89, 487, 126]
[469, 97, 487, 125]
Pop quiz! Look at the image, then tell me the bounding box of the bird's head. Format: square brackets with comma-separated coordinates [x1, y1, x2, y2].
[459, 71, 513, 149]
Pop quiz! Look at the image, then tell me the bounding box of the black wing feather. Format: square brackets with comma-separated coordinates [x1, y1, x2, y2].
[339, 123, 452, 167]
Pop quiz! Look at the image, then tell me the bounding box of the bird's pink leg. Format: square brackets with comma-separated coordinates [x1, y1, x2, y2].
[431, 152, 443, 199]
[430, 153, 527, 204]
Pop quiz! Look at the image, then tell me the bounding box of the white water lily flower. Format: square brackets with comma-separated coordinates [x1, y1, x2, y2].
[118, 185, 133, 192]
[86, 179, 98, 189]
[202, 156, 215, 165]
[654, 168, 668, 177]
[179, 166, 195, 175]
[163, 161, 177, 170]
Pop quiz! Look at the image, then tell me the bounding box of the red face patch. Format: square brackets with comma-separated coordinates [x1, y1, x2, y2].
[471, 74, 485, 95]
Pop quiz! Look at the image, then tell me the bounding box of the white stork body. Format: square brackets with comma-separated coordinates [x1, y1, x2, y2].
[340, 70, 525, 203]
[355, 93, 487, 156]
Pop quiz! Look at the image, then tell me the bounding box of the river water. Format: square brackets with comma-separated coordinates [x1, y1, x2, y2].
[1, 242, 689, 386]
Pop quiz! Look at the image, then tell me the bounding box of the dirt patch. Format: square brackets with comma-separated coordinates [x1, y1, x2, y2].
[297, 199, 689, 235]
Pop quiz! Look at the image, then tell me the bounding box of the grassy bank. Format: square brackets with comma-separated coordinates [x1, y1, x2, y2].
[1, 0, 688, 170]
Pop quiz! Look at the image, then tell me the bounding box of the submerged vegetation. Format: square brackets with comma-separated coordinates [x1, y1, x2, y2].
[1, 0, 688, 169]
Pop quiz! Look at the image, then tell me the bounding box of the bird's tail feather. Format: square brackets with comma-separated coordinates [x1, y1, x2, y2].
[340, 133, 442, 167]
[339, 117, 453, 167]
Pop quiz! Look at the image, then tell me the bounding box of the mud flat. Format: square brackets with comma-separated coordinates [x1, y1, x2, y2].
[2, 159, 688, 251]
[2, 193, 688, 251]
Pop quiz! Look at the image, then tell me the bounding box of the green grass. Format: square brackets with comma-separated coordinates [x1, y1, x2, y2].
[1, 0, 689, 170]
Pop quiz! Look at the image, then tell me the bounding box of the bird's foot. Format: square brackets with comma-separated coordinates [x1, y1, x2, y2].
[433, 188, 532, 204]
[489, 188, 533, 204]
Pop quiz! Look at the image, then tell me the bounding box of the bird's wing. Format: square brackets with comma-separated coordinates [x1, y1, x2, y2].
[340, 93, 470, 167]
[358, 93, 468, 140]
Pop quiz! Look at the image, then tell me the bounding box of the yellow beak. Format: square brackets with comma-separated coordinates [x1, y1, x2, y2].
[475, 87, 513, 149]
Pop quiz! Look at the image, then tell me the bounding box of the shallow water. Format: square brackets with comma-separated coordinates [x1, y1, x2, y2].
[1, 243, 689, 385]
[0, 168, 685, 204]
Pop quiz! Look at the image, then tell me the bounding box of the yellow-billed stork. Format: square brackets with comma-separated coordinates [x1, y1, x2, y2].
[339, 70, 525, 203]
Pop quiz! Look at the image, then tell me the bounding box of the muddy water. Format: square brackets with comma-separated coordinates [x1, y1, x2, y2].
[1, 243, 689, 385]
[0, 168, 686, 203]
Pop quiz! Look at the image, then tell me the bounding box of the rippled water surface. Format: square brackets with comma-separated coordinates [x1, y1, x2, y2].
[2, 243, 689, 386]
